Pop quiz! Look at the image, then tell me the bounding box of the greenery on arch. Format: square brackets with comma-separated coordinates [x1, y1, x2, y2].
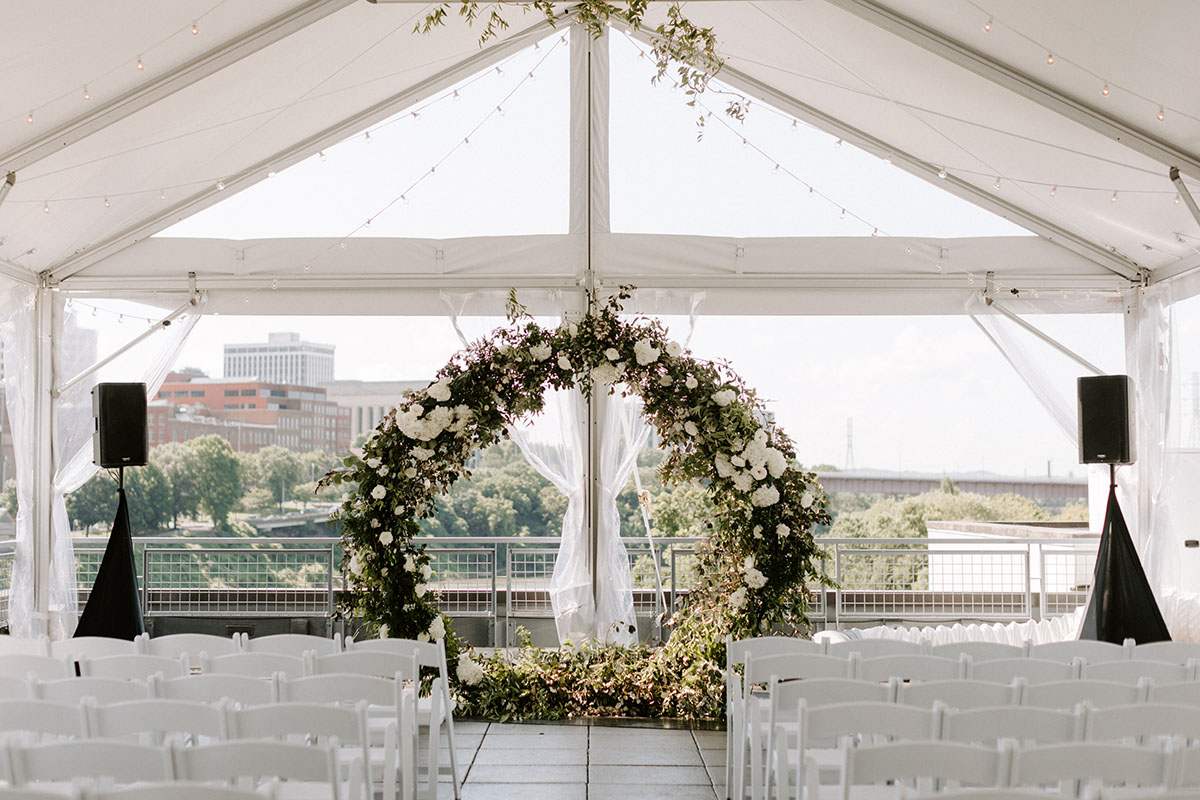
[322, 289, 831, 719]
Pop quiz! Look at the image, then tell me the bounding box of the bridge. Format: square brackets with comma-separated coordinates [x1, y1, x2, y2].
[816, 469, 1088, 503]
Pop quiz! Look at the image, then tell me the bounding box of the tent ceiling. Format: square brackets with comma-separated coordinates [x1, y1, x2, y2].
[2, 0, 1197, 312]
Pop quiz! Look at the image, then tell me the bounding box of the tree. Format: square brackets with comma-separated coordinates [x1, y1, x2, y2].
[255, 446, 301, 512]
[240, 486, 277, 515]
[150, 442, 200, 528]
[187, 435, 243, 529]
[66, 472, 118, 534]
[124, 462, 171, 533]
[2, 479, 17, 521]
[299, 450, 343, 486]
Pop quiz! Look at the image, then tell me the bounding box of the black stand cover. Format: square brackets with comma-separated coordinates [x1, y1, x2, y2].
[1079, 483, 1170, 644]
[74, 486, 145, 639]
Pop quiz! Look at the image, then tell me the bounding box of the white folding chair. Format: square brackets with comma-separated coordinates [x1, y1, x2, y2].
[84, 698, 227, 745]
[0, 699, 87, 743]
[172, 740, 352, 800]
[0, 655, 70, 681]
[771, 699, 941, 800]
[942, 705, 1083, 745]
[0, 676, 31, 699]
[827, 639, 926, 659]
[971, 657, 1078, 684]
[736, 652, 860, 800]
[85, 784, 270, 800]
[139, 633, 241, 663]
[0, 637, 50, 657]
[200, 652, 304, 679]
[49, 637, 140, 662]
[1132, 641, 1200, 665]
[1083, 658, 1193, 684]
[1022, 679, 1148, 710]
[226, 703, 370, 800]
[1010, 741, 1176, 796]
[342, 638, 460, 799]
[1029, 640, 1133, 663]
[242, 633, 342, 658]
[725, 634, 827, 800]
[149, 673, 275, 706]
[895, 679, 1020, 709]
[0, 788, 81, 800]
[6, 740, 173, 790]
[34, 677, 151, 705]
[280, 672, 415, 800]
[78, 654, 187, 681]
[836, 740, 1009, 799]
[1086, 703, 1200, 744]
[857, 653, 968, 683]
[1151, 680, 1200, 706]
[930, 641, 1028, 661]
[1174, 742, 1200, 789]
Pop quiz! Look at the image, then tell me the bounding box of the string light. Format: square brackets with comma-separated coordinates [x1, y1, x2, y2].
[906, 246, 912, 256]
[496, 106, 504, 116]
[452, 90, 460, 100]
[303, 263, 310, 272]
[938, 168, 947, 179]
[936, 262, 943, 272]
[772, 163, 780, 174]
[216, 180, 225, 191]
[1101, 84, 1110, 96]
[160, 189, 166, 200]
[1050, 185, 1057, 196]
[339, 242, 345, 249]
[400, 194, 407, 204]
[1176, 194, 1181, 205]
[1111, 191, 1118, 203]
[25, 111, 33, 124]
[1046, 53, 1054, 65]
[494, 66, 503, 75]
[463, 136, 470, 146]
[191, 22, 198, 35]
[968, 274, 976, 283]
[318, 151, 327, 161]
[267, 169, 276, 178]
[1158, 106, 1166, 122]
[118, 314, 124, 323]
[82, 86, 91, 101]
[411, 111, 420, 120]
[871, 227, 879, 237]
[983, 18, 992, 31]
[271, 279, 278, 289]
[993, 177, 1001, 189]
[103, 197, 110, 208]
[840, 208, 846, 219]
[136, 56, 144, 71]
[363, 131, 371, 144]
[42, 201, 49, 214]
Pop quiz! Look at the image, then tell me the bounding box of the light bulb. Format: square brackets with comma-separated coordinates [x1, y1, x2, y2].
[92, 307, 97, 317]
[243, 297, 249, 304]
[364, 131, 371, 144]
[885, 154, 893, 163]
[496, 105, 504, 116]
[82, 86, 90, 101]
[216, 180, 225, 190]
[968, 274, 975, 283]
[463, 137, 470, 146]
[1176, 194, 1181, 205]
[429, 166, 436, 174]
[271, 279, 278, 289]
[936, 262, 943, 272]
[1158, 106, 1166, 121]
[1111, 191, 1118, 203]
[741, 138, 747, 147]
[339, 242, 346, 249]
[267, 169, 276, 178]
[318, 151, 327, 161]
[495, 66, 503, 75]
[452, 90, 460, 100]
[1046, 53, 1054, 65]
[191, 22, 198, 35]
[791, 120, 798, 130]
[1050, 185, 1057, 197]
[400, 194, 408, 204]
[411, 111, 420, 120]
[42, 201, 49, 214]
[993, 177, 1001, 189]
[835, 138, 842, 146]
[365, 218, 371, 227]
[136, 56, 144, 70]
[772, 163, 780, 174]
[118, 314, 124, 323]
[840, 208, 846, 220]
[871, 227, 878, 237]
[527, 72, 535, 81]
[25, 111, 33, 124]
[906, 246, 912, 256]
[160, 189, 166, 200]
[103, 197, 110, 208]
[938, 167, 947, 179]
[303, 263, 310, 272]
[1101, 84, 1110, 96]
[983, 18, 992, 31]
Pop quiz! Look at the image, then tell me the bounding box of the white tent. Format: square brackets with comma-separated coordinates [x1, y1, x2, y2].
[3, 0, 1199, 637]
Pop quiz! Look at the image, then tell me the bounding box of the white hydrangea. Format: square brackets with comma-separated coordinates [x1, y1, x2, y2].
[776, 523, 790, 538]
[666, 341, 683, 358]
[591, 362, 620, 386]
[633, 339, 660, 365]
[412, 446, 435, 461]
[365, 457, 382, 469]
[766, 448, 787, 478]
[427, 380, 451, 402]
[732, 472, 753, 492]
[801, 490, 814, 509]
[457, 653, 485, 685]
[685, 376, 698, 389]
[751, 484, 780, 507]
[729, 586, 748, 609]
[745, 567, 768, 589]
[731, 455, 746, 468]
[371, 485, 387, 500]
[604, 348, 620, 361]
[557, 356, 572, 371]
[684, 421, 699, 437]
[712, 389, 737, 407]
[530, 343, 553, 361]
[379, 530, 394, 546]
[428, 615, 446, 640]
[396, 402, 455, 441]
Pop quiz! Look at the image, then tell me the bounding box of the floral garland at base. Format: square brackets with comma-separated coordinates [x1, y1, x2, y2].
[323, 288, 830, 718]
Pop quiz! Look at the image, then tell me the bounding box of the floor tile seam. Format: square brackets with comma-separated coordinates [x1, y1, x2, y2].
[692, 728, 718, 795]
[585, 723, 591, 800]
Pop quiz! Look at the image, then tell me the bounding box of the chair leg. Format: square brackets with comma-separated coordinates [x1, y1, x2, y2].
[443, 683, 461, 799]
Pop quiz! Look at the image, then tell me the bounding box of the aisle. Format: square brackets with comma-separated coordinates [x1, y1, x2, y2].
[433, 721, 726, 799]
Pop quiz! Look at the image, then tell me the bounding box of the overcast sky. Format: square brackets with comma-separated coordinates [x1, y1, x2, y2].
[83, 31, 1126, 478]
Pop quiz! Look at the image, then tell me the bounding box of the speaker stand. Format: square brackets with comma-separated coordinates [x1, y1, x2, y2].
[74, 466, 146, 639]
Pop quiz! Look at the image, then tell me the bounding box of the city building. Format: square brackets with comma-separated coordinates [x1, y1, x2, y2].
[155, 375, 350, 453]
[319, 379, 428, 440]
[224, 332, 335, 386]
[147, 401, 277, 452]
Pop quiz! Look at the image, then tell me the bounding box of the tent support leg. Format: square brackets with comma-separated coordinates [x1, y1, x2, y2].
[32, 279, 55, 637]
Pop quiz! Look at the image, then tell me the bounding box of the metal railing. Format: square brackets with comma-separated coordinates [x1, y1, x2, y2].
[47, 533, 1103, 637]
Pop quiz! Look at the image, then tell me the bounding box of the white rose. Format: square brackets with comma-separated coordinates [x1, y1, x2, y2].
[365, 457, 382, 469]
[659, 375, 673, 386]
[568, 323, 579, 337]
[604, 348, 620, 361]
[427, 380, 451, 402]
[404, 467, 417, 478]
[412, 446, 435, 461]
[633, 339, 660, 365]
[751, 484, 780, 507]
[750, 465, 768, 481]
[731, 455, 745, 468]
[348, 553, 364, 575]
[457, 653, 485, 685]
[378, 623, 389, 638]
[591, 362, 619, 386]
[557, 356, 572, 371]
[379, 530, 393, 546]
[732, 472, 753, 492]
[417, 632, 430, 643]
[428, 615, 446, 640]
[371, 485, 386, 500]
[666, 341, 683, 358]
[684, 421, 699, 437]
[776, 524, 790, 538]
[745, 567, 768, 589]
[801, 490, 814, 509]
[685, 376, 698, 389]
[752, 525, 763, 539]
[377, 466, 389, 477]
[421, 563, 432, 581]
[712, 389, 737, 407]
[715, 454, 735, 478]
[415, 583, 428, 597]
[754, 429, 768, 445]
[729, 587, 748, 609]
[394, 505, 404, 516]
[530, 343, 552, 362]
[743, 555, 756, 571]
[404, 554, 416, 572]
[370, 518, 381, 528]
[766, 448, 787, 478]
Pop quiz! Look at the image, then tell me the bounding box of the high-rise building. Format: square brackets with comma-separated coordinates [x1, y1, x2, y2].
[224, 332, 334, 386]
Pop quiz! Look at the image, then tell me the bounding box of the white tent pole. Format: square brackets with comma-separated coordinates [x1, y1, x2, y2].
[0, 258, 37, 285]
[1170, 168, 1200, 231]
[822, 0, 1200, 178]
[53, 295, 198, 397]
[0, 172, 14, 208]
[0, 0, 356, 176]
[47, 18, 559, 284]
[32, 280, 54, 636]
[981, 295, 1105, 376]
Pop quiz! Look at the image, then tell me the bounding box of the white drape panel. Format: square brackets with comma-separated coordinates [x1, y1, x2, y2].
[50, 295, 206, 637]
[594, 390, 650, 645]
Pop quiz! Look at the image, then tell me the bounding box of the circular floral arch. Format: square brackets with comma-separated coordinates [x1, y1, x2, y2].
[324, 289, 830, 712]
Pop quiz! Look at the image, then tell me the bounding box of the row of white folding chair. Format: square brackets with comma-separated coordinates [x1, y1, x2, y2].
[0, 632, 343, 663]
[2, 739, 357, 800]
[0, 784, 271, 800]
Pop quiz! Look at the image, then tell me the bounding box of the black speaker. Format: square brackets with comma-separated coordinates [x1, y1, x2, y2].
[1078, 375, 1134, 465]
[92, 383, 148, 468]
